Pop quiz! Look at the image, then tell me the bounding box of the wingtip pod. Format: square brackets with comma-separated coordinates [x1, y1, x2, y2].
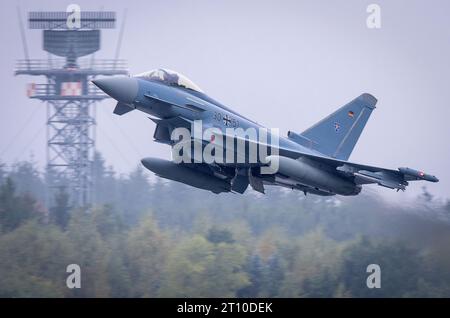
[358, 93, 378, 109]
[399, 167, 439, 183]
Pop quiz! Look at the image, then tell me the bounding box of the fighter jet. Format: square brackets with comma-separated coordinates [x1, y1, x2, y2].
[92, 68, 438, 196]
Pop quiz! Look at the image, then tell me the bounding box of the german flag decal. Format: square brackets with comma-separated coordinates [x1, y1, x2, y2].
[348, 111, 354, 118]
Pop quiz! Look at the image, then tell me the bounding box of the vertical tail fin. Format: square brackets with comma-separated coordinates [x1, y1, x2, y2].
[296, 93, 377, 160]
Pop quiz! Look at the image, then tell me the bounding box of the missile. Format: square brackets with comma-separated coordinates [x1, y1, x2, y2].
[266, 155, 361, 196]
[141, 157, 231, 193]
[398, 167, 439, 183]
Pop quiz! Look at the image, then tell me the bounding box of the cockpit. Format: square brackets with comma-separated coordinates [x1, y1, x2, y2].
[134, 68, 204, 93]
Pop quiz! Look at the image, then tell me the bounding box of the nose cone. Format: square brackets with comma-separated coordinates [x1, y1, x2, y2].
[92, 77, 138, 104]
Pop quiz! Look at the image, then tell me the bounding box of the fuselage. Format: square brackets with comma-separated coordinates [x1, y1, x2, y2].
[133, 77, 322, 162]
[92, 70, 438, 196]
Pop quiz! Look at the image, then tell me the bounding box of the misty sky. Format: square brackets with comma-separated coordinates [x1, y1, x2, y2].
[0, 0, 449, 200]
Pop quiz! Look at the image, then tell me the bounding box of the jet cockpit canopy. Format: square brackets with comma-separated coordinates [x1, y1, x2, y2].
[134, 68, 203, 93]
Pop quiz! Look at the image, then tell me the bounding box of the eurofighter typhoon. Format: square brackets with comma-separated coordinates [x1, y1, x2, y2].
[93, 69, 438, 196]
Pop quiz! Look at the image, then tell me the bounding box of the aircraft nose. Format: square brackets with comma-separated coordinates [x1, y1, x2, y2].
[92, 77, 138, 104]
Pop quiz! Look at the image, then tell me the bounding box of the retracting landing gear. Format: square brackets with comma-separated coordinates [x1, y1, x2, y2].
[231, 167, 265, 194]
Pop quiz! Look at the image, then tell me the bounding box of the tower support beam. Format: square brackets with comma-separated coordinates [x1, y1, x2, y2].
[15, 10, 128, 207]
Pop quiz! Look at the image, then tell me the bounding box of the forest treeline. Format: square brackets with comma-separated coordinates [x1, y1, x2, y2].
[0, 153, 450, 297]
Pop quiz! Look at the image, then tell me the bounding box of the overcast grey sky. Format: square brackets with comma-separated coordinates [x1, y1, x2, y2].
[0, 0, 449, 200]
